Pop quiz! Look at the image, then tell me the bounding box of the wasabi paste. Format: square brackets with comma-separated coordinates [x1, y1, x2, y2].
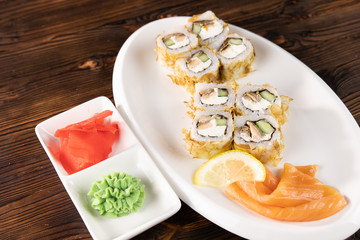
[88, 172, 145, 217]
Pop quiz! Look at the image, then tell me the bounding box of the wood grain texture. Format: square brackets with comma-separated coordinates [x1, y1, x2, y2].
[0, 0, 359, 239]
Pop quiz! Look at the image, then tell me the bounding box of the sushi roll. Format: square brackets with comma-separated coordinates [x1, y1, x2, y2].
[156, 27, 199, 68]
[186, 10, 229, 50]
[234, 115, 284, 166]
[184, 111, 233, 158]
[171, 47, 221, 94]
[189, 82, 235, 113]
[217, 33, 255, 81]
[236, 84, 292, 125]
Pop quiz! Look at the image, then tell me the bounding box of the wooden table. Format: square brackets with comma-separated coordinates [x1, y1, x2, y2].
[1, 0, 359, 239]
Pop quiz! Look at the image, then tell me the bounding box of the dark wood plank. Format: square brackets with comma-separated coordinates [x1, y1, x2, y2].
[1, 0, 359, 239]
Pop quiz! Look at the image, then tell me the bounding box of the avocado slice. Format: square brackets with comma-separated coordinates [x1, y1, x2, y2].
[217, 88, 228, 97]
[216, 118, 227, 126]
[192, 23, 202, 34]
[229, 38, 243, 45]
[163, 38, 175, 47]
[255, 120, 274, 134]
[259, 90, 276, 102]
[198, 53, 210, 62]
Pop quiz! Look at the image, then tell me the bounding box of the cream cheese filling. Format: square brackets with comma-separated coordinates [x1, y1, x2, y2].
[187, 55, 212, 73]
[239, 122, 272, 143]
[200, 88, 228, 105]
[199, 20, 223, 40]
[219, 43, 246, 58]
[166, 35, 190, 49]
[240, 127, 272, 142]
[197, 118, 226, 137]
[242, 95, 271, 111]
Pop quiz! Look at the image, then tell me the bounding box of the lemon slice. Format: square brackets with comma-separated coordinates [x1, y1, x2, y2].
[193, 150, 266, 187]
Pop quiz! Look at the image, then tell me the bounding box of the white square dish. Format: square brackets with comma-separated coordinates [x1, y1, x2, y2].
[35, 96, 137, 177]
[35, 96, 181, 240]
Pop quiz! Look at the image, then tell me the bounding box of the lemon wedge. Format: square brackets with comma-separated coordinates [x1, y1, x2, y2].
[193, 150, 266, 187]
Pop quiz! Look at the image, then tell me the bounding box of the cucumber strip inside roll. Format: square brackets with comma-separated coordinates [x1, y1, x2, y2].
[197, 114, 228, 137]
[259, 90, 276, 102]
[199, 88, 228, 105]
[242, 90, 277, 111]
[192, 19, 224, 40]
[239, 120, 275, 143]
[218, 37, 246, 59]
[162, 33, 190, 49]
[186, 50, 212, 73]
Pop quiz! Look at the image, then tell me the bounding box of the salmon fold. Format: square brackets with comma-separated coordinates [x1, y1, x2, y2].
[225, 163, 347, 221]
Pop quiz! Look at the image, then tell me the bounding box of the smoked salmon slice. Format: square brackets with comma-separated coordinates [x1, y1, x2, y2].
[225, 163, 347, 221]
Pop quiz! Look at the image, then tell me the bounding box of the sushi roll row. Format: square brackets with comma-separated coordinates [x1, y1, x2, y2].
[154, 11, 291, 166]
[189, 83, 290, 123]
[155, 11, 255, 94]
[184, 83, 291, 165]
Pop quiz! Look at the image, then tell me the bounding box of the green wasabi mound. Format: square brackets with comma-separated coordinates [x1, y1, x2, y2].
[88, 172, 145, 217]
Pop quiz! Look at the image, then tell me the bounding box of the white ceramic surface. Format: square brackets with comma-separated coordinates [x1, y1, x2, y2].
[35, 96, 181, 240]
[112, 17, 360, 240]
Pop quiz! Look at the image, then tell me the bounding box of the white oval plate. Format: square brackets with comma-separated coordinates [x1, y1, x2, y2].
[112, 17, 360, 240]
